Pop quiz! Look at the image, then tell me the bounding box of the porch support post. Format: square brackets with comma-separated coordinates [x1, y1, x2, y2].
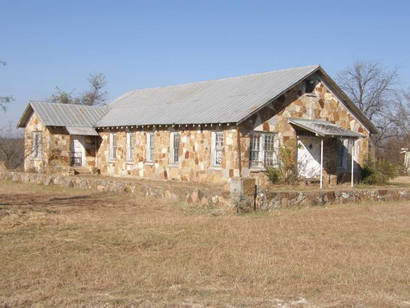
[351, 139, 355, 187]
[320, 137, 324, 189]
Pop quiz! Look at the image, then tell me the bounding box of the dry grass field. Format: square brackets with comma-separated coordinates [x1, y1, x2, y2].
[0, 180, 409, 307]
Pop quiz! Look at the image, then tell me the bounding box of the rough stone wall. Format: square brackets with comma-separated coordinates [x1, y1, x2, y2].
[239, 76, 372, 186]
[48, 127, 71, 168]
[1, 171, 233, 209]
[96, 128, 240, 188]
[2, 171, 409, 211]
[24, 112, 50, 172]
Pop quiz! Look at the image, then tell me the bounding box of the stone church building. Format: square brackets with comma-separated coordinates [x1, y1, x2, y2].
[17, 65, 377, 187]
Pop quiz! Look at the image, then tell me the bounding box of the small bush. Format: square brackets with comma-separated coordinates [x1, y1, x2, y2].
[265, 144, 298, 185]
[361, 158, 398, 185]
[265, 166, 281, 183]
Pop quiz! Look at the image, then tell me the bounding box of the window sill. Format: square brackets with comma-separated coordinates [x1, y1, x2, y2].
[168, 163, 180, 168]
[145, 162, 154, 166]
[109, 160, 116, 163]
[125, 161, 134, 165]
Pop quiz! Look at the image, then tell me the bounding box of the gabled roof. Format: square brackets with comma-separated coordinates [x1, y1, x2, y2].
[17, 101, 109, 131]
[18, 65, 378, 135]
[288, 118, 365, 138]
[97, 65, 320, 127]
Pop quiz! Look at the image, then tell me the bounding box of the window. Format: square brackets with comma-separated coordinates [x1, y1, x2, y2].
[109, 133, 117, 161]
[146, 132, 155, 163]
[32, 131, 42, 158]
[126, 132, 135, 162]
[211, 131, 224, 167]
[249, 132, 278, 168]
[169, 132, 180, 164]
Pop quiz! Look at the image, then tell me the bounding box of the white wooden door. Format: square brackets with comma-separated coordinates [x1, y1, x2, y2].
[71, 136, 85, 167]
[297, 136, 321, 179]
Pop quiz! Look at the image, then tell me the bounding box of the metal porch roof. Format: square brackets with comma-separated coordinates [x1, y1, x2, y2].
[66, 126, 99, 136]
[288, 118, 364, 138]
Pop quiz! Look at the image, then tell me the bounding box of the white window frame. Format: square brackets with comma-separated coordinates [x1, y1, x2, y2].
[211, 131, 224, 167]
[126, 132, 135, 162]
[169, 131, 180, 165]
[146, 132, 155, 163]
[109, 133, 117, 161]
[32, 131, 42, 159]
[249, 132, 279, 168]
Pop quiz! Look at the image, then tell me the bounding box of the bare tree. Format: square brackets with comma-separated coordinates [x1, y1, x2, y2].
[50, 87, 80, 105]
[50, 73, 107, 106]
[336, 61, 408, 146]
[81, 73, 107, 106]
[0, 61, 13, 111]
[0, 125, 24, 170]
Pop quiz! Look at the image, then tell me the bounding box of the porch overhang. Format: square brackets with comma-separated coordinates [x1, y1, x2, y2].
[288, 118, 364, 138]
[66, 126, 99, 136]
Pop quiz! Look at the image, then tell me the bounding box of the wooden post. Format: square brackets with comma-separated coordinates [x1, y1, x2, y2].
[351, 139, 355, 188]
[320, 138, 323, 189]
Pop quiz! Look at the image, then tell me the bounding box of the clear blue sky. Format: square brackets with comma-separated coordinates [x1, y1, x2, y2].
[1, 0, 410, 128]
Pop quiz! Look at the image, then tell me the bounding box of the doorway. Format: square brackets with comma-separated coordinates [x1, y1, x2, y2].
[297, 136, 321, 179]
[70, 136, 86, 167]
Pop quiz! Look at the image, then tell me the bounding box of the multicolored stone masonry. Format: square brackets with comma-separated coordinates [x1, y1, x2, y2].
[24, 75, 373, 187]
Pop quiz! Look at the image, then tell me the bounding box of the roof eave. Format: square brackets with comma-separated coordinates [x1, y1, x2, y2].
[16, 103, 34, 128]
[316, 69, 378, 135]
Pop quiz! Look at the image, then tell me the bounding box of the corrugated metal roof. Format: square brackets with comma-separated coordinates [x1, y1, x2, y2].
[97, 65, 320, 127]
[17, 65, 377, 135]
[66, 126, 99, 136]
[288, 118, 364, 138]
[17, 101, 109, 128]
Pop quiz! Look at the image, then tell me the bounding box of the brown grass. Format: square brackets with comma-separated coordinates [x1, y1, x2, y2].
[0, 180, 409, 307]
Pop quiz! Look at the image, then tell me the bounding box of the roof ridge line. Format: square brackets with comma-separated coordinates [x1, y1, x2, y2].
[112, 65, 320, 96]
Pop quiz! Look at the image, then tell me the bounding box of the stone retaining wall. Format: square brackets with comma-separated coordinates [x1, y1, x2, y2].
[1, 171, 233, 209]
[1, 169, 409, 212]
[255, 188, 410, 210]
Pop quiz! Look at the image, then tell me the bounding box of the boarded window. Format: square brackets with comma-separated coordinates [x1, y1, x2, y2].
[211, 131, 224, 167]
[249, 132, 278, 168]
[32, 131, 42, 158]
[126, 132, 135, 162]
[169, 132, 180, 164]
[146, 132, 155, 163]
